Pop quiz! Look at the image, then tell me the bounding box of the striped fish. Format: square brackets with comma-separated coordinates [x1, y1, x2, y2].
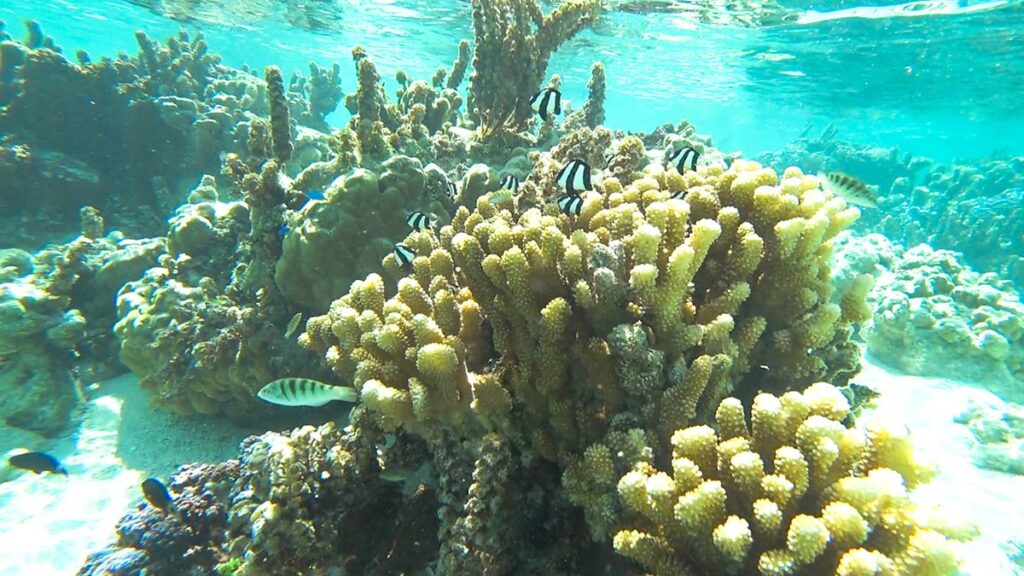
[445, 179, 457, 200]
[529, 87, 562, 122]
[556, 159, 592, 194]
[557, 194, 584, 216]
[667, 146, 699, 174]
[670, 190, 686, 200]
[257, 378, 358, 407]
[406, 211, 434, 231]
[394, 243, 415, 266]
[818, 171, 878, 208]
[499, 174, 520, 195]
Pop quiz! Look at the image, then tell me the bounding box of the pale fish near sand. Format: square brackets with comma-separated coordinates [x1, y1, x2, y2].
[257, 378, 358, 407]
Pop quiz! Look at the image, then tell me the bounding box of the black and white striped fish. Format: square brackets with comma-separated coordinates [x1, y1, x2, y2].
[670, 190, 686, 200]
[406, 211, 435, 231]
[394, 243, 416, 266]
[445, 179, 457, 200]
[499, 174, 520, 195]
[257, 377, 358, 407]
[556, 159, 593, 194]
[667, 146, 699, 174]
[530, 87, 562, 122]
[557, 194, 584, 216]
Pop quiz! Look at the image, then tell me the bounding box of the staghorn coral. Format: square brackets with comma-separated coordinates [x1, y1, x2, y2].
[468, 0, 601, 139]
[612, 383, 969, 575]
[264, 66, 293, 163]
[301, 158, 865, 464]
[584, 61, 606, 129]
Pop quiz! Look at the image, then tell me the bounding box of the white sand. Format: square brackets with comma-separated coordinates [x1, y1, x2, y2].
[859, 358, 1024, 575]
[0, 364, 1021, 575]
[0, 373, 252, 575]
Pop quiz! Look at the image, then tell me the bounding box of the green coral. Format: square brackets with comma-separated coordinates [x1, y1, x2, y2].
[302, 158, 865, 463]
[612, 384, 970, 575]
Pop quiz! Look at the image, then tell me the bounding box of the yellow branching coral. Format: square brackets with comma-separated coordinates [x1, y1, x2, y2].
[613, 384, 970, 576]
[301, 161, 866, 467]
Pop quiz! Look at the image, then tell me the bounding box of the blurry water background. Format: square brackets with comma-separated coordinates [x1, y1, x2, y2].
[2, 0, 1022, 163]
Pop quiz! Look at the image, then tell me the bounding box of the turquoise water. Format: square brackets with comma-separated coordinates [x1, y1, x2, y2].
[3, 1, 1024, 575]
[3, 0, 1022, 161]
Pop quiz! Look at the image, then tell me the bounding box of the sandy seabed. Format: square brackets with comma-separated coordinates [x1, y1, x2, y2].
[0, 373, 252, 575]
[0, 362, 1022, 575]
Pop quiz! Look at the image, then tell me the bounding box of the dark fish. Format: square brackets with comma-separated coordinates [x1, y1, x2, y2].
[394, 243, 416, 266]
[445, 180, 458, 200]
[8, 451, 67, 476]
[667, 146, 699, 173]
[529, 87, 562, 122]
[141, 477, 174, 511]
[499, 174, 520, 195]
[406, 211, 434, 232]
[278, 224, 290, 237]
[670, 190, 686, 200]
[306, 190, 325, 201]
[557, 194, 584, 216]
[556, 159, 593, 194]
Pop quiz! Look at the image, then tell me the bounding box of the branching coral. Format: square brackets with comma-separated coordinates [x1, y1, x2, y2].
[468, 0, 601, 138]
[301, 159, 864, 464]
[612, 383, 969, 576]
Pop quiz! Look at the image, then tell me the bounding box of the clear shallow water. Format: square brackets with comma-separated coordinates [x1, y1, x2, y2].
[2, 0, 1022, 161]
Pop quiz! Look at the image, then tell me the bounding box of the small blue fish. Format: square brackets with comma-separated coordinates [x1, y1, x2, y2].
[8, 451, 67, 476]
[306, 190, 325, 201]
[278, 224, 290, 237]
[141, 477, 174, 511]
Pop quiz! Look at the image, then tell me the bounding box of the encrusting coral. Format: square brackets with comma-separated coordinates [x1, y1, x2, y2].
[612, 383, 971, 575]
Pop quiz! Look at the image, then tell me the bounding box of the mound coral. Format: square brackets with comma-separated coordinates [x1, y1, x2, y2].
[835, 234, 1024, 402]
[612, 383, 969, 575]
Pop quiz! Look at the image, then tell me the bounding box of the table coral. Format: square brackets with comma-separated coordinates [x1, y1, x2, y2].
[612, 384, 969, 575]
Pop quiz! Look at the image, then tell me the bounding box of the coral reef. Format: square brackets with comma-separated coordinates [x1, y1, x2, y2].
[0, 207, 162, 442]
[274, 157, 451, 311]
[303, 160, 866, 461]
[869, 157, 1024, 286]
[612, 383, 970, 575]
[78, 460, 239, 576]
[467, 0, 601, 138]
[835, 233, 1024, 402]
[955, 399, 1024, 476]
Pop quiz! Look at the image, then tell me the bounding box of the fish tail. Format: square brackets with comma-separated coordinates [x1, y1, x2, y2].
[334, 385, 359, 403]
